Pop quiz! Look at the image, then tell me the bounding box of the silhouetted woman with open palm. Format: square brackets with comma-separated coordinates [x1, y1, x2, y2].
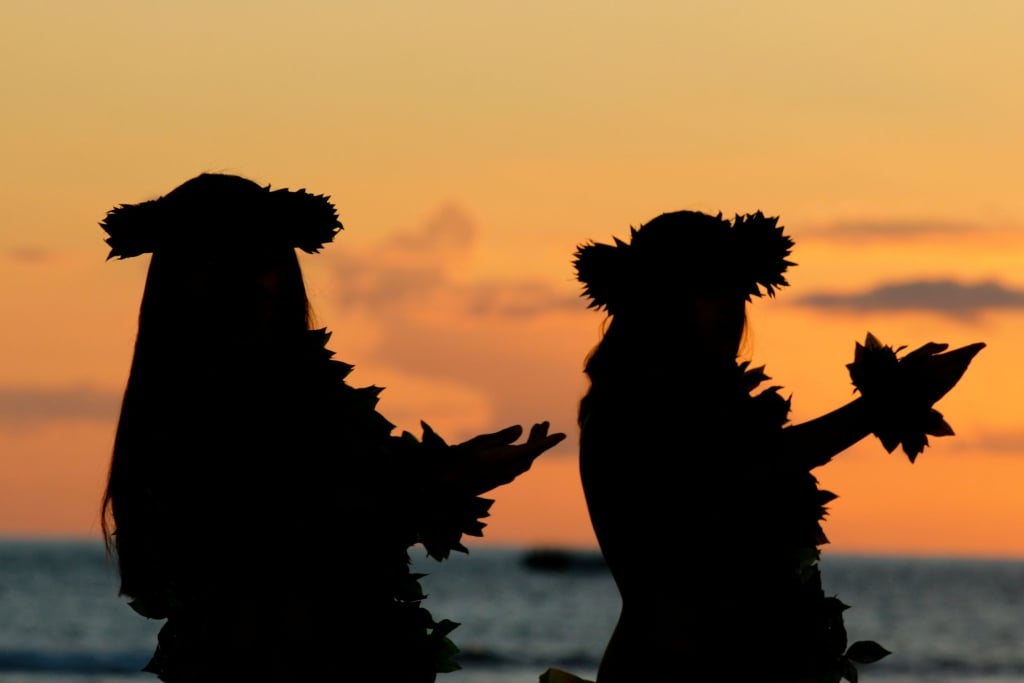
[100, 173, 564, 682]
[574, 211, 982, 683]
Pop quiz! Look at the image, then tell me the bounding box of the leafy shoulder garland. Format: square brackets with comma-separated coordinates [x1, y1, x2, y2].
[138, 329, 494, 679]
[739, 361, 890, 683]
[302, 327, 494, 675]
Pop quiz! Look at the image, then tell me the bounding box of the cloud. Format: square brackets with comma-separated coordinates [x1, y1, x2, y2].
[6, 247, 55, 263]
[0, 385, 120, 428]
[797, 279, 1024, 316]
[333, 203, 578, 317]
[949, 430, 1024, 456]
[386, 204, 475, 254]
[317, 202, 589, 442]
[465, 283, 583, 317]
[802, 218, 988, 243]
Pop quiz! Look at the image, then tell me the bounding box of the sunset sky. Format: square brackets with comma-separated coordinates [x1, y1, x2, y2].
[2, 2, 1022, 558]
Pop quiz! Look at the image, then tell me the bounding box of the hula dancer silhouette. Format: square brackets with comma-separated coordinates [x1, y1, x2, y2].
[100, 173, 564, 682]
[573, 210, 983, 683]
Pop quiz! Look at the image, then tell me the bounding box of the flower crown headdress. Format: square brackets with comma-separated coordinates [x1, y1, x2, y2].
[574, 210, 795, 314]
[101, 173, 342, 260]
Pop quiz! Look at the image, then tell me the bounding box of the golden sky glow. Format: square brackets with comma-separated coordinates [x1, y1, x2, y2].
[2, 2, 1023, 557]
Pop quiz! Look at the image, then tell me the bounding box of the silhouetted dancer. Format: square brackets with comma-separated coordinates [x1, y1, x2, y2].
[572, 211, 983, 683]
[99, 173, 565, 682]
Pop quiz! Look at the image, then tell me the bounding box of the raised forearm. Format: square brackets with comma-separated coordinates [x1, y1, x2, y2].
[782, 397, 873, 469]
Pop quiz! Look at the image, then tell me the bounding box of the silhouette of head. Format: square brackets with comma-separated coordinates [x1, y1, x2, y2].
[575, 210, 794, 367]
[102, 173, 341, 260]
[575, 210, 794, 313]
[102, 173, 342, 341]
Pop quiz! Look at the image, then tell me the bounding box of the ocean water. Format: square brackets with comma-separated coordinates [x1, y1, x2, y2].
[1, 540, 1023, 682]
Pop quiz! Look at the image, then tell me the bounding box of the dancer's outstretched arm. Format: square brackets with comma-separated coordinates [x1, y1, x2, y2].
[783, 340, 984, 469]
[783, 398, 872, 469]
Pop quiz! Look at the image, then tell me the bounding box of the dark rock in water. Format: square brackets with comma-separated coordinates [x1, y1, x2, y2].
[522, 548, 608, 573]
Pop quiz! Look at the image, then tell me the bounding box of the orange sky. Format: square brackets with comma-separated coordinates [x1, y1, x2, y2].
[2, 2, 1023, 558]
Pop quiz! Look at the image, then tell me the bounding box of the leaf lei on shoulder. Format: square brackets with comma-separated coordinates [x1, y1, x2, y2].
[740, 361, 833, 553]
[305, 331, 496, 543]
[305, 328, 494, 674]
[740, 360, 889, 682]
[739, 360, 792, 430]
[740, 361, 834, 559]
[302, 327, 396, 432]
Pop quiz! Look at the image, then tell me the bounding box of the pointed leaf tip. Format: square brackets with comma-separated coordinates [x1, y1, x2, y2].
[846, 640, 891, 664]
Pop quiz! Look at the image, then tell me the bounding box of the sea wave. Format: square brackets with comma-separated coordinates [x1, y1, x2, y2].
[0, 649, 150, 675]
[2, 542, 1024, 682]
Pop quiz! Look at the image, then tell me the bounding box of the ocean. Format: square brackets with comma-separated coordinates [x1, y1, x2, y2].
[1, 540, 1023, 682]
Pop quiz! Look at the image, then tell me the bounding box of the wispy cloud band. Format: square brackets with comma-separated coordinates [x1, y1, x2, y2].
[798, 279, 1024, 316]
[0, 386, 120, 427]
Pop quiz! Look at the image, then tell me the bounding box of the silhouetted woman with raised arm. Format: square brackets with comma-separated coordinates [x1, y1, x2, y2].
[100, 173, 564, 682]
[574, 211, 982, 683]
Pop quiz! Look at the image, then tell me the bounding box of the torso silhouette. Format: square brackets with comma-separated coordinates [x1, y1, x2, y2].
[579, 316, 839, 683]
[113, 330, 449, 682]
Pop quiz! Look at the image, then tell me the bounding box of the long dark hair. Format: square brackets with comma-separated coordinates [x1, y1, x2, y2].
[101, 174, 318, 592]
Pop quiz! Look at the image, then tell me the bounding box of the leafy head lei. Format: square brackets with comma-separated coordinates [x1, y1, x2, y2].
[574, 210, 795, 313]
[101, 173, 342, 260]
